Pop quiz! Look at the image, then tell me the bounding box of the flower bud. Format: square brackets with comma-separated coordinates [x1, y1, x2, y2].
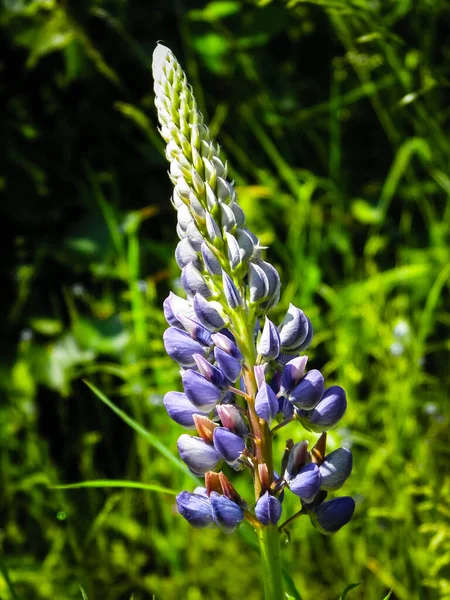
[236, 228, 257, 261]
[213, 427, 245, 463]
[214, 347, 242, 383]
[210, 491, 244, 534]
[216, 177, 232, 204]
[222, 271, 244, 309]
[281, 356, 309, 393]
[288, 369, 324, 410]
[230, 201, 245, 227]
[289, 463, 321, 502]
[255, 382, 279, 424]
[248, 262, 269, 303]
[257, 318, 280, 361]
[163, 391, 209, 429]
[310, 497, 355, 535]
[186, 221, 204, 251]
[216, 405, 248, 437]
[193, 294, 226, 331]
[219, 202, 237, 232]
[163, 327, 207, 367]
[176, 491, 214, 528]
[193, 414, 218, 444]
[255, 260, 280, 310]
[182, 369, 224, 412]
[301, 386, 347, 432]
[205, 182, 218, 211]
[224, 231, 241, 270]
[177, 203, 193, 231]
[206, 212, 222, 244]
[181, 263, 212, 298]
[319, 448, 353, 491]
[255, 491, 282, 525]
[175, 238, 202, 270]
[278, 304, 309, 350]
[201, 242, 222, 276]
[177, 434, 221, 475]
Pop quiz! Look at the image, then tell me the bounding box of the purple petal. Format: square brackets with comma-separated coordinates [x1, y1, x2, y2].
[216, 405, 248, 437]
[285, 441, 309, 481]
[182, 370, 224, 412]
[176, 491, 214, 528]
[177, 434, 221, 475]
[289, 463, 321, 502]
[214, 347, 242, 383]
[278, 304, 309, 350]
[163, 292, 195, 327]
[193, 294, 226, 331]
[222, 271, 243, 309]
[255, 491, 282, 525]
[281, 356, 308, 392]
[181, 263, 211, 298]
[210, 491, 244, 534]
[303, 386, 347, 432]
[288, 369, 324, 410]
[163, 327, 206, 367]
[311, 497, 355, 534]
[175, 238, 202, 270]
[176, 313, 212, 346]
[213, 427, 245, 463]
[319, 448, 353, 491]
[211, 332, 243, 361]
[248, 262, 269, 303]
[201, 242, 222, 276]
[163, 391, 209, 428]
[255, 382, 279, 423]
[193, 353, 227, 388]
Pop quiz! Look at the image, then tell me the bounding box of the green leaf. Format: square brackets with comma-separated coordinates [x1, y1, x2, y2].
[339, 582, 361, 599]
[79, 587, 88, 600]
[51, 479, 178, 495]
[351, 199, 382, 224]
[283, 570, 303, 599]
[382, 592, 393, 600]
[83, 380, 197, 482]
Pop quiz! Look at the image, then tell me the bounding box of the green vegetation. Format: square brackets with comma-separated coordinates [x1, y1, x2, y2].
[1, 1, 449, 599]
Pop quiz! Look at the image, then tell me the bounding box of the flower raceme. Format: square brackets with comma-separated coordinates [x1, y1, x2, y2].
[152, 43, 355, 540]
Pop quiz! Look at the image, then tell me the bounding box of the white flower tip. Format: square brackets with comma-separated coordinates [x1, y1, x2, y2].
[152, 42, 173, 83]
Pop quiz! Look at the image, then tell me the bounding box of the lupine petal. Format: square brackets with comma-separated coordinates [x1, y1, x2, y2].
[193, 353, 227, 388]
[175, 238, 202, 270]
[182, 370, 223, 412]
[289, 463, 321, 502]
[214, 347, 242, 382]
[210, 491, 244, 534]
[163, 292, 195, 327]
[213, 427, 245, 462]
[248, 262, 269, 303]
[319, 448, 353, 491]
[285, 441, 309, 481]
[222, 271, 243, 309]
[255, 382, 279, 423]
[177, 434, 221, 474]
[201, 242, 222, 276]
[211, 332, 243, 361]
[181, 262, 211, 298]
[310, 497, 355, 534]
[302, 386, 347, 432]
[255, 491, 282, 525]
[163, 391, 208, 428]
[216, 404, 248, 437]
[288, 369, 324, 409]
[281, 356, 308, 393]
[176, 491, 214, 528]
[193, 294, 226, 331]
[176, 313, 213, 346]
[163, 327, 206, 367]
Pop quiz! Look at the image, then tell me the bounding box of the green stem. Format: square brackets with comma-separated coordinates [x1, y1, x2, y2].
[258, 525, 284, 600]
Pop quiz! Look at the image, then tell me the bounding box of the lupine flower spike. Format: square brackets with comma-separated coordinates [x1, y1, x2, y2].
[153, 43, 355, 599]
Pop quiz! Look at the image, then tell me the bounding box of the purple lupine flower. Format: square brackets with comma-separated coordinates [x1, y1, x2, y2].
[248, 262, 269, 303]
[175, 238, 202, 270]
[210, 491, 244, 534]
[176, 313, 213, 346]
[284, 441, 309, 481]
[182, 370, 224, 412]
[213, 427, 245, 463]
[319, 448, 353, 491]
[163, 391, 209, 428]
[201, 242, 222, 276]
[163, 327, 207, 368]
[289, 463, 321, 502]
[163, 292, 195, 327]
[310, 497, 355, 534]
[300, 385, 347, 432]
[257, 318, 280, 361]
[255, 382, 279, 423]
[214, 347, 242, 383]
[288, 369, 324, 410]
[176, 491, 214, 528]
[255, 491, 282, 525]
[193, 353, 228, 389]
[181, 263, 212, 298]
[177, 434, 221, 475]
[211, 332, 243, 361]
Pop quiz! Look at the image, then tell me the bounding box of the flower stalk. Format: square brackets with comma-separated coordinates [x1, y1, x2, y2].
[152, 43, 356, 599]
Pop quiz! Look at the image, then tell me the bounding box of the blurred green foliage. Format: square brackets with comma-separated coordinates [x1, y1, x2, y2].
[1, 0, 449, 599]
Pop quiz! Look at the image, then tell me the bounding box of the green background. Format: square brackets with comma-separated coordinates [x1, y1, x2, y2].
[1, 0, 449, 599]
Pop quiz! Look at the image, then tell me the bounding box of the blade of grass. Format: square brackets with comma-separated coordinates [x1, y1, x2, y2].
[50, 479, 178, 494]
[83, 379, 197, 482]
[0, 558, 19, 600]
[339, 582, 361, 599]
